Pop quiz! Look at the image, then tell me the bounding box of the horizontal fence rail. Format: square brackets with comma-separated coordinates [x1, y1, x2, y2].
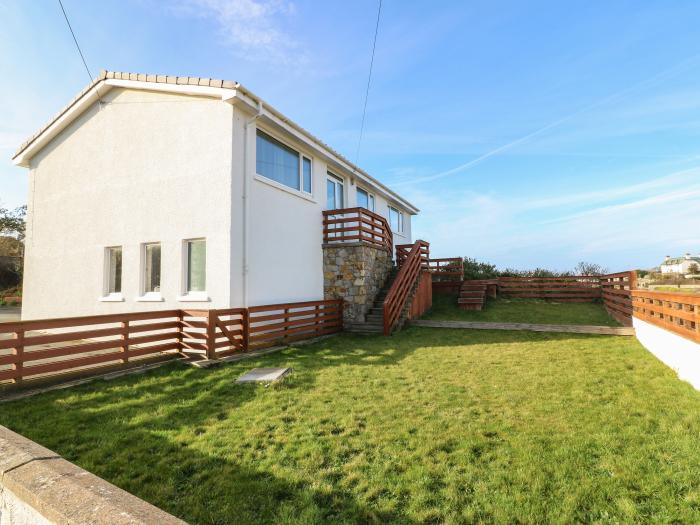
[322, 208, 392, 252]
[0, 300, 344, 388]
[0, 310, 182, 385]
[427, 258, 463, 280]
[497, 276, 602, 302]
[600, 271, 636, 326]
[632, 290, 700, 343]
[396, 241, 430, 269]
[385, 240, 430, 335]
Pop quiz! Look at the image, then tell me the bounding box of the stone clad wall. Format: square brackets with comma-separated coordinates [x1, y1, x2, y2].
[322, 242, 393, 324]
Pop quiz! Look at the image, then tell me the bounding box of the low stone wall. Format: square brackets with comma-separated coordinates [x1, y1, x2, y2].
[322, 242, 392, 324]
[0, 426, 186, 525]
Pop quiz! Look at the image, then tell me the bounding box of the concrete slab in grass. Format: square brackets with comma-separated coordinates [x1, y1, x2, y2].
[236, 367, 291, 383]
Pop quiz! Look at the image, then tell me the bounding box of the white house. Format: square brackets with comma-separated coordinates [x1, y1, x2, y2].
[660, 253, 700, 275]
[12, 71, 418, 320]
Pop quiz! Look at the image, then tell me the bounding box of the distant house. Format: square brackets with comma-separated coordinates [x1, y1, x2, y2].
[12, 71, 419, 320]
[660, 253, 700, 274]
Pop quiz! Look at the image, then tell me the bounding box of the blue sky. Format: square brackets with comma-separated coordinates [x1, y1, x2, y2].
[2, 0, 700, 271]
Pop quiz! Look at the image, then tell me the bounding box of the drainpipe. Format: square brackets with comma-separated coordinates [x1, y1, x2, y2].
[242, 99, 263, 307]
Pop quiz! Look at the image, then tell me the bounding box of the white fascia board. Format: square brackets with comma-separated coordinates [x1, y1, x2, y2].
[104, 79, 238, 101]
[254, 105, 420, 215]
[13, 82, 114, 167]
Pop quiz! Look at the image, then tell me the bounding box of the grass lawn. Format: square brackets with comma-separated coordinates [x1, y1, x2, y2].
[424, 293, 620, 326]
[2, 328, 700, 524]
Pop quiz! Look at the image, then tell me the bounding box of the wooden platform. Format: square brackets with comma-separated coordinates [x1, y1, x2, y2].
[410, 319, 635, 336]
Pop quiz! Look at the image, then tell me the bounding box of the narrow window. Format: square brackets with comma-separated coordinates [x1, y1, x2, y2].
[357, 188, 375, 211]
[302, 157, 312, 193]
[105, 246, 122, 295]
[389, 206, 403, 233]
[185, 239, 206, 293]
[326, 174, 344, 210]
[143, 243, 161, 294]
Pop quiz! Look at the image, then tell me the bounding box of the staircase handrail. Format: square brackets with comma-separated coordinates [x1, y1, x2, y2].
[383, 239, 427, 335]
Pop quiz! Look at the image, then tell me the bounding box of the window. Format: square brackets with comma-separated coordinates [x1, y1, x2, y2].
[256, 130, 313, 194]
[104, 246, 122, 298]
[326, 174, 344, 210]
[302, 157, 312, 193]
[142, 243, 161, 295]
[356, 188, 375, 211]
[185, 239, 206, 293]
[389, 206, 403, 233]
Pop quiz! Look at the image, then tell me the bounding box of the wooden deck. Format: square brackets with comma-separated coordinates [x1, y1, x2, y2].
[410, 319, 635, 336]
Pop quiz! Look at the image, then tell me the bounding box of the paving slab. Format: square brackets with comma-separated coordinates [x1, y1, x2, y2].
[410, 319, 635, 335]
[236, 367, 291, 383]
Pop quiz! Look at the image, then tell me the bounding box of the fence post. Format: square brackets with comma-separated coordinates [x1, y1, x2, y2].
[176, 310, 184, 353]
[283, 308, 290, 342]
[120, 320, 129, 364]
[242, 309, 250, 352]
[206, 309, 217, 360]
[13, 328, 24, 384]
[629, 271, 638, 291]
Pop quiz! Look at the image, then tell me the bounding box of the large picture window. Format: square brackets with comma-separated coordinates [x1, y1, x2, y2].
[256, 130, 312, 194]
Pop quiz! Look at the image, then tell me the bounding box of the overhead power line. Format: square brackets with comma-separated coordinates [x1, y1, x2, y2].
[57, 0, 98, 87]
[355, 0, 382, 166]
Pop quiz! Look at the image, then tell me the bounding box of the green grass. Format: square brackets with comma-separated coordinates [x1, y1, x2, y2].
[2, 328, 700, 524]
[423, 294, 620, 326]
[651, 286, 700, 294]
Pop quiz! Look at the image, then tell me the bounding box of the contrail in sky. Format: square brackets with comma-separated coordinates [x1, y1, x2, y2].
[394, 53, 700, 187]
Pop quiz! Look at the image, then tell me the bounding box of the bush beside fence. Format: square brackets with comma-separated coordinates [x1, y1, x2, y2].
[0, 299, 343, 389]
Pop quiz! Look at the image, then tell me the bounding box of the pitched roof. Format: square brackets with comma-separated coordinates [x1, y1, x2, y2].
[662, 256, 700, 265]
[13, 70, 419, 214]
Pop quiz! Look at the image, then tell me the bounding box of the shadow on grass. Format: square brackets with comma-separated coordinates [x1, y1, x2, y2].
[0, 327, 638, 524]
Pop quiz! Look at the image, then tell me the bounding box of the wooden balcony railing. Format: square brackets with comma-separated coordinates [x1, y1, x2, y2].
[396, 241, 429, 268]
[322, 207, 392, 252]
[384, 239, 429, 335]
[427, 257, 463, 279]
[632, 290, 700, 343]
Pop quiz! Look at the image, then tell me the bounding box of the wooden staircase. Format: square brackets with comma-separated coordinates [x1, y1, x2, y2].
[345, 267, 399, 334]
[458, 281, 488, 311]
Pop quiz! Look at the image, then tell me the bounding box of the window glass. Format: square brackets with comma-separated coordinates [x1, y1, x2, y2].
[326, 175, 344, 210]
[302, 157, 312, 193]
[106, 247, 122, 294]
[369, 194, 375, 211]
[143, 243, 161, 293]
[357, 188, 371, 210]
[256, 130, 300, 190]
[186, 239, 206, 293]
[389, 206, 403, 233]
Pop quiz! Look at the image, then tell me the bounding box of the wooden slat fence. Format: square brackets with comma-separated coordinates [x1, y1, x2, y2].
[0, 300, 343, 389]
[408, 272, 433, 319]
[600, 271, 636, 326]
[632, 290, 700, 343]
[0, 310, 182, 386]
[322, 208, 392, 252]
[247, 300, 343, 350]
[427, 258, 463, 280]
[497, 276, 602, 302]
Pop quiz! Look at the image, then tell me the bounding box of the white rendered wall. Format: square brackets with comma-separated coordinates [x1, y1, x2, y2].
[22, 88, 234, 319]
[633, 317, 700, 390]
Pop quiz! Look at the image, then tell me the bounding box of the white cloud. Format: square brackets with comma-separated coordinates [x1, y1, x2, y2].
[170, 0, 304, 64]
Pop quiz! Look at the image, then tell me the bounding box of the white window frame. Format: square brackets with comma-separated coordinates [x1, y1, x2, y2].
[255, 128, 313, 196]
[99, 246, 124, 302]
[356, 187, 375, 212]
[178, 238, 209, 302]
[137, 242, 163, 302]
[326, 173, 345, 211]
[388, 205, 404, 234]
